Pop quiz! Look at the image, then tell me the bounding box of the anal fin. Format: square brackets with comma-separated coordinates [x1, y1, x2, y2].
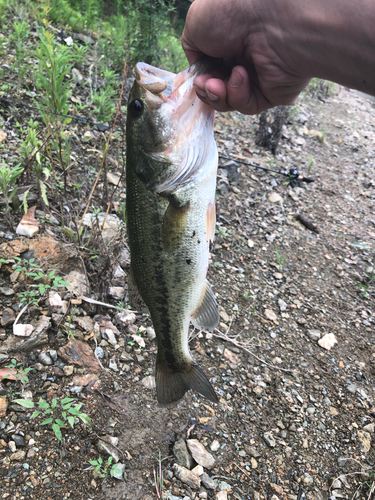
[191, 280, 219, 331]
[156, 360, 218, 405]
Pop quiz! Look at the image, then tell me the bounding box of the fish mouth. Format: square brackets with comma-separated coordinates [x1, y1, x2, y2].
[135, 59, 217, 192]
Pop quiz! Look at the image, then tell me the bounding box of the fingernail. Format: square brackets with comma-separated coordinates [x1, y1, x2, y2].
[193, 84, 206, 97]
[206, 89, 219, 101]
[229, 69, 242, 88]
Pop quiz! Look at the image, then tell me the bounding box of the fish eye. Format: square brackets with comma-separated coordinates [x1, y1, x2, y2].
[129, 99, 144, 118]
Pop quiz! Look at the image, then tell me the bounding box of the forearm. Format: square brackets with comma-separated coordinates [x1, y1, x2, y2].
[264, 0, 375, 94]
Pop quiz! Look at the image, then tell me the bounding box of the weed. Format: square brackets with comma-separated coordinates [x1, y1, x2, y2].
[153, 450, 164, 500]
[14, 396, 91, 442]
[243, 291, 249, 299]
[356, 282, 369, 299]
[0, 160, 23, 220]
[92, 87, 116, 123]
[6, 358, 32, 386]
[89, 456, 122, 478]
[12, 257, 69, 306]
[275, 245, 286, 271]
[10, 20, 29, 73]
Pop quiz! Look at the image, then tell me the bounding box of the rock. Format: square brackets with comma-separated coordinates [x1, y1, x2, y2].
[0, 287, 14, 296]
[82, 213, 122, 244]
[186, 439, 215, 469]
[77, 316, 94, 332]
[109, 358, 118, 371]
[245, 445, 260, 458]
[172, 464, 200, 489]
[0, 130, 7, 143]
[96, 347, 104, 359]
[357, 431, 371, 453]
[64, 270, 89, 297]
[58, 340, 100, 372]
[119, 247, 130, 267]
[217, 481, 231, 491]
[72, 373, 99, 388]
[113, 462, 125, 480]
[215, 492, 228, 500]
[264, 309, 277, 322]
[113, 265, 125, 278]
[107, 172, 121, 185]
[13, 324, 34, 337]
[220, 310, 229, 323]
[103, 329, 117, 346]
[251, 457, 258, 468]
[97, 435, 120, 462]
[307, 329, 321, 341]
[10, 450, 26, 461]
[146, 327, 156, 341]
[48, 292, 68, 314]
[108, 287, 125, 300]
[318, 333, 337, 350]
[268, 192, 283, 203]
[347, 384, 357, 394]
[201, 473, 217, 490]
[271, 484, 283, 495]
[263, 432, 276, 448]
[63, 365, 74, 376]
[13, 435, 25, 447]
[116, 311, 136, 326]
[274, 272, 283, 280]
[38, 352, 53, 366]
[0, 396, 8, 417]
[16, 207, 40, 237]
[363, 423, 375, 433]
[1, 308, 16, 327]
[210, 439, 220, 452]
[302, 473, 314, 486]
[72, 68, 83, 84]
[223, 348, 241, 367]
[141, 375, 156, 390]
[192, 465, 204, 476]
[173, 438, 193, 469]
[9, 440, 17, 452]
[278, 299, 287, 311]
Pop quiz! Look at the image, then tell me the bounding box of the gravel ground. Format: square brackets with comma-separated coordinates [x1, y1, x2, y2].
[1, 84, 375, 500]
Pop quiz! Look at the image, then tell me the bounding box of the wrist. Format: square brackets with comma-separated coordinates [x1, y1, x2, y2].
[259, 0, 375, 93]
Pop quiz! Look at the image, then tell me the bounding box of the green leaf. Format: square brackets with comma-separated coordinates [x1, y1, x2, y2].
[40, 181, 49, 206]
[30, 410, 41, 419]
[51, 398, 57, 408]
[78, 413, 92, 426]
[52, 423, 62, 442]
[55, 419, 67, 428]
[14, 399, 34, 408]
[61, 397, 76, 404]
[67, 416, 75, 428]
[40, 417, 53, 425]
[89, 460, 99, 466]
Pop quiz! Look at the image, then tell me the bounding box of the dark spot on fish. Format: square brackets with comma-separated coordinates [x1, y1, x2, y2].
[191, 231, 196, 238]
[198, 239, 201, 244]
[186, 259, 191, 265]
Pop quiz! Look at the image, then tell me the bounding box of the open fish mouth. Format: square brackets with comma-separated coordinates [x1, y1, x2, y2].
[134, 59, 216, 192]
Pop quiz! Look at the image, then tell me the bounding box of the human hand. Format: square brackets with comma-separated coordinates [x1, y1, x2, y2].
[181, 0, 311, 114]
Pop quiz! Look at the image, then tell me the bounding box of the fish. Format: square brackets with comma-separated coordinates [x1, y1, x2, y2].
[126, 58, 220, 405]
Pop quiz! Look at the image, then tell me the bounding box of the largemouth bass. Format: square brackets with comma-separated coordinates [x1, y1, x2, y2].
[126, 59, 219, 405]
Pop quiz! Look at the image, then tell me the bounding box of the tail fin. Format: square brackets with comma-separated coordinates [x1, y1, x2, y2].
[156, 361, 218, 405]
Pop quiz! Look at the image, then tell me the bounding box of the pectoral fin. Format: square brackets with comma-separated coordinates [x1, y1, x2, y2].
[191, 280, 219, 331]
[162, 202, 189, 253]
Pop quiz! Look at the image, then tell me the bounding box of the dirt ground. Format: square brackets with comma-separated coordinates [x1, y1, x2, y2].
[1, 82, 375, 500]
